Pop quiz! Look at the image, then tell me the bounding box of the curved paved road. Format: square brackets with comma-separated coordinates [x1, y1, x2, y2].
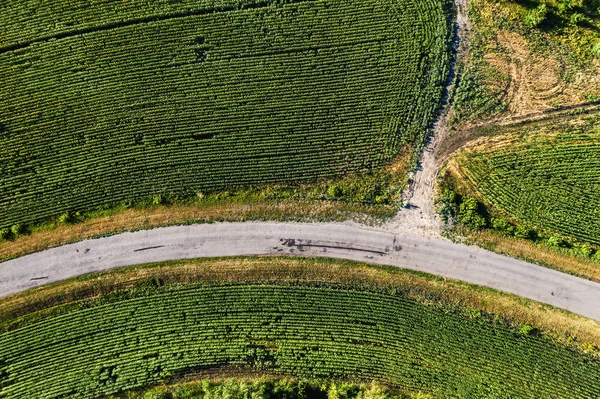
[1, 222, 600, 321]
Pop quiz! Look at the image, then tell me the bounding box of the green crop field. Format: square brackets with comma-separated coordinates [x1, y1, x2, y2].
[0, 0, 451, 231]
[448, 117, 600, 247]
[2, 266, 600, 399]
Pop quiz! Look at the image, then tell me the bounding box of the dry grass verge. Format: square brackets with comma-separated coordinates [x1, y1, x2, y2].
[0, 199, 390, 262]
[2, 257, 599, 354]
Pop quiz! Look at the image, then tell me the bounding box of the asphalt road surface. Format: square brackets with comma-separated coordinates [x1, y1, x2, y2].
[1, 222, 600, 321]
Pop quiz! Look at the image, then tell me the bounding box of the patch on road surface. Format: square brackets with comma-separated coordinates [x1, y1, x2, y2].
[278, 238, 389, 256]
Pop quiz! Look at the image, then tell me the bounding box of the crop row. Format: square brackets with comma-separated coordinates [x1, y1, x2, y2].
[1, 284, 599, 398]
[456, 128, 600, 245]
[0, 0, 450, 229]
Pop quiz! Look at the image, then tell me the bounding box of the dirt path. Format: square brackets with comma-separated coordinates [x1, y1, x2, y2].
[384, 0, 470, 238]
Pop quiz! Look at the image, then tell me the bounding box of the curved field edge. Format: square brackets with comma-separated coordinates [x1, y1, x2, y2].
[3, 257, 599, 353]
[437, 114, 600, 280]
[0, 0, 452, 232]
[1, 257, 600, 398]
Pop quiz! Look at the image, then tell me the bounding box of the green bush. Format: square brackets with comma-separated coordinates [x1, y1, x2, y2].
[10, 223, 23, 237]
[514, 226, 534, 239]
[491, 218, 515, 236]
[356, 384, 389, 399]
[520, 324, 536, 336]
[327, 185, 343, 199]
[547, 235, 564, 248]
[577, 243, 593, 257]
[456, 198, 487, 229]
[524, 4, 548, 28]
[570, 12, 586, 24]
[0, 228, 10, 240]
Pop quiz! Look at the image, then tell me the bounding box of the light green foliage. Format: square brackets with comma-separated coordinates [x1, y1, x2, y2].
[1, 283, 600, 398]
[356, 384, 389, 399]
[455, 121, 600, 246]
[9, 224, 22, 238]
[491, 218, 515, 236]
[520, 324, 536, 336]
[524, 4, 548, 27]
[547, 235, 564, 248]
[0, 228, 10, 240]
[570, 12, 586, 24]
[0, 0, 451, 230]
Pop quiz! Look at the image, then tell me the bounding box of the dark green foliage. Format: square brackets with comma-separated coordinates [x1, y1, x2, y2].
[437, 188, 458, 222]
[1, 284, 600, 399]
[0, 0, 451, 230]
[0, 228, 10, 241]
[514, 225, 535, 240]
[456, 198, 487, 229]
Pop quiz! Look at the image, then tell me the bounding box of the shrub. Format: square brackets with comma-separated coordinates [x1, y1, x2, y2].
[174, 383, 204, 399]
[547, 235, 564, 248]
[524, 4, 548, 28]
[10, 223, 23, 237]
[143, 387, 171, 399]
[327, 185, 343, 199]
[577, 244, 593, 257]
[570, 12, 586, 24]
[514, 226, 534, 240]
[58, 212, 69, 224]
[0, 228, 10, 240]
[456, 198, 487, 229]
[356, 383, 389, 399]
[151, 195, 163, 206]
[520, 324, 536, 336]
[491, 218, 515, 236]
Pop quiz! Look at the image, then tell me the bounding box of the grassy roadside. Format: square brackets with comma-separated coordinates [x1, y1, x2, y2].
[3, 257, 599, 353]
[0, 153, 411, 262]
[0, 199, 389, 262]
[464, 229, 600, 282]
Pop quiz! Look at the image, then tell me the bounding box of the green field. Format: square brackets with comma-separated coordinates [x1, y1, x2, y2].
[0, 0, 451, 231]
[448, 116, 600, 247]
[1, 259, 600, 399]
